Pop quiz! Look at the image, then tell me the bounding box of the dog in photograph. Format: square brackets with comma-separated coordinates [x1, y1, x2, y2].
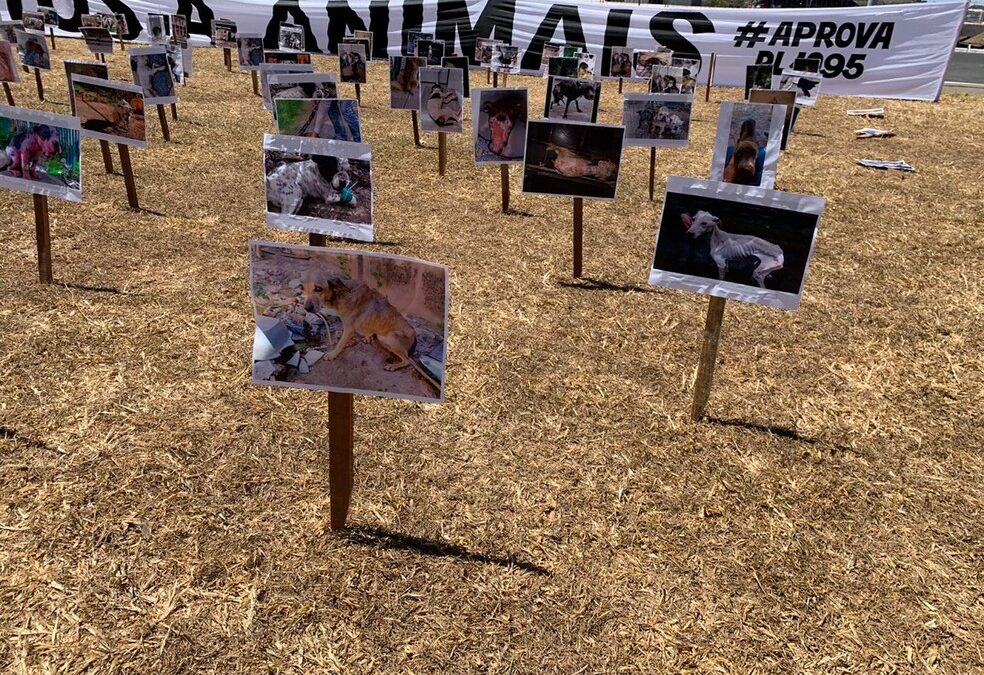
[550, 79, 596, 118]
[1, 125, 61, 179]
[482, 92, 526, 155]
[723, 119, 759, 185]
[610, 51, 632, 78]
[794, 76, 818, 98]
[544, 144, 616, 181]
[267, 155, 355, 215]
[683, 210, 784, 288]
[392, 57, 419, 95]
[425, 83, 461, 127]
[300, 272, 441, 393]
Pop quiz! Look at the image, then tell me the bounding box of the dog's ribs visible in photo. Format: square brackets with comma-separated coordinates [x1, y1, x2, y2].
[683, 210, 784, 288]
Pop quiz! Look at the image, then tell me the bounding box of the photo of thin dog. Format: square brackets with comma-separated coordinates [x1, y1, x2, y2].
[0, 105, 82, 202]
[390, 56, 425, 109]
[544, 76, 600, 123]
[622, 93, 692, 148]
[249, 242, 449, 402]
[649, 176, 824, 310]
[473, 87, 527, 164]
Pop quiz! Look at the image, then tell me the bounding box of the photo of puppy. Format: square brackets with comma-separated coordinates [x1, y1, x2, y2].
[609, 47, 633, 78]
[275, 98, 361, 142]
[15, 29, 51, 70]
[0, 105, 82, 202]
[64, 60, 109, 115]
[339, 43, 367, 84]
[649, 177, 824, 310]
[0, 40, 19, 84]
[522, 120, 624, 200]
[622, 93, 692, 148]
[249, 242, 449, 403]
[473, 87, 527, 164]
[71, 75, 147, 148]
[709, 102, 786, 189]
[389, 56, 425, 109]
[419, 67, 464, 133]
[264, 133, 373, 242]
[544, 76, 600, 123]
[237, 34, 264, 70]
[129, 47, 177, 104]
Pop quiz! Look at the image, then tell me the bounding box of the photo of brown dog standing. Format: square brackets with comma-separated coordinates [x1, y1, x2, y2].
[249, 242, 448, 402]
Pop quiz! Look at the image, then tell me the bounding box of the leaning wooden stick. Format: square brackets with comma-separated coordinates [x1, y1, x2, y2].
[2, 82, 13, 106]
[618, 77, 623, 94]
[34, 68, 44, 101]
[170, 102, 178, 121]
[33, 194, 53, 284]
[117, 144, 139, 210]
[354, 83, 361, 106]
[224, 47, 232, 72]
[648, 147, 657, 201]
[99, 140, 114, 174]
[157, 104, 171, 141]
[704, 53, 716, 103]
[691, 296, 727, 420]
[438, 131, 447, 176]
[572, 197, 584, 278]
[410, 111, 421, 147]
[251, 70, 259, 96]
[500, 164, 510, 213]
[48, 26, 56, 50]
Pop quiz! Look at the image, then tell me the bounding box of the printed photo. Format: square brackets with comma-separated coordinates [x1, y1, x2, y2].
[792, 56, 821, 73]
[415, 38, 445, 67]
[670, 58, 699, 95]
[40, 8, 60, 26]
[164, 42, 184, 86]
[419, 66, 463, 133]
[249, 241, 449, 402]
[0, 40, 20, 83]
[473, 87, 527, 164]
[491, 44, 520, 74]
[354, 30, 374, 57]
[475, 37, 500, 65]
[541, 42, 562, 70]
[22, 12, 45, 31]
[147, 13, 168, 44]
[744, 64, 773, 99]
[81, 27, 114, 54]
[650, 65, 685, 94]
[574, 52, 595, 79]
[339, 43, 367, 83]
[0, 22, 20, 45]
[81, 13, 117, 34]
[259, 63, 315, 110]
[264, 50, 313, 65]
[71, 75, 147, 148]
[16, 29, 51, 70]
[212, 18, 237, 49]
[709, 101, 786, 188]
[268, 73, 339, 116]
[748, 88, 796, 150]
[609, 47, 633, 78]
[634, 48, 672, 79]
[237, 34, 264, 70]
[561, 45, 580, 58]
[546, 56, 578, 79]
[649, 176, 824, 310]
[264, 133, 373, 241]
[275, 98, 361, 143]
[389, 56, 425, 109]
[522, 120, 624, 201]
[64, 60, 108, 114]
[779, 69, 821, 107]
[279, 23, 304, 52]
[544, 76, 600, 123]
[129, 47, 177, 105]
[170, 14, 188, 48]
[442, 56, 470, 97]
[115, 14, 128, 38]
[407, 31, 432, 58]
[622, 93, 692, 148]
[0, 105, 82, 202]
[344, 37, 371, 62]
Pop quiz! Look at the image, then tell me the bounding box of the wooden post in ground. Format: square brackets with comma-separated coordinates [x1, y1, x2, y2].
[410, 110, 421, 147]
[691, 296, 727, 421]
[354, 83, 361, 106]
[99, 140, 114, 173]
[618, 77, 623, 94]
[492, 70, 498, 88]
[649, 147, 657, 201]
[34, 68, 44, 101]
[48, 26, 56, 50]
[33, 194, 52, 284]
[704, 53, 716, 103]
[170, 103, 178, 120]
[98, 52, 106, 63]
[502, 73, 508, 87]
[2, 82, 13, 106]
[118, 144, 139, 210]
[500, 164, 510, 213]
[251, 70, 259, 95]
[438, 131, 447, 175]
[572, 197, 584, 278]
[223, 47, 232, 71]
[157, 104, 171, 141]
[486, 68, 490, 84]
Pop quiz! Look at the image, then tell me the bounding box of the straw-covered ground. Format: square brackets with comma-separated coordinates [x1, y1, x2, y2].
[1, 40, 981, 673]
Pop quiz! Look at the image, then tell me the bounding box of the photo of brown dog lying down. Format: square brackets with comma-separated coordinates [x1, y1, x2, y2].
[249, 242, 448, 402]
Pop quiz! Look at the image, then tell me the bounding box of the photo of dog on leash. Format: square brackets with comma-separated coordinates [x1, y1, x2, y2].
[544, 76, 600, 123]
[522, 120, 624, 200]
[70, 75, 147, 148]
[622, 93, 692, 148]
[649, 177, 824, 310]
[0, 105, 82, 202]
[264, 134, 373, 242]
[249, 242, 449, 403]
[473, 87, 527, 164]
[709, 101, 786, 189]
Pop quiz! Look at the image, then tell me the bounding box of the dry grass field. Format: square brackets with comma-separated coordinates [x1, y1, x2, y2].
[1, 40, 982, 673]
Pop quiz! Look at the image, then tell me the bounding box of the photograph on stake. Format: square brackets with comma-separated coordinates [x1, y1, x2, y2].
[522, 120, 624, 201]
[0, 105, 82, 202]
[353, 30, 374, 56]
[237, 34, 264, 70]
[609, 47, 633, 78]
[473, 87, 527, 164]
[541, 42, 562, 70]
[389, 56, 424, 109]
[709, 101, 786, 188]
[415, 39, 445, 66]
[212, 19, 237, 49]
[260, 63, 315, 110]
[546, 57, 578, 79]
[442, 56, 470, 97]
[279, 23, 304, 52]
[170, 15, 188, 48]
[649, 65, 686, 94]
[748, 88, 796, 150]
[475, 38, 500, 66]
[779, 69, 822, 107]
[419, 67, 463, 133]
[0, 23, 20, 45]
[264, 133, 373, 242]
[264, 50, 312, 65]
[744, 64, 774, 99]
[622, 93, 692, 148]
[15, 29, 51, 70]
[249, 241, 448, 403]
[649, 176, 824, 310]
[147, 13, 168, 44]
[545, 76, 600, 122]
[275, 98, 361, 142]
[70, 75, 147, 148]
[407, 31, 432, 58]
[633, 49, 672, 79]
[267, 72, 339, 114]
[81, 27, 114, 54]
[22, 12, 45, 31]
[1, 40, 21, 84]
[574, 53, 595, 79]
[491, 44, 521, 74]
[130, 47, 177, 104]
[339, 43, 367, 83]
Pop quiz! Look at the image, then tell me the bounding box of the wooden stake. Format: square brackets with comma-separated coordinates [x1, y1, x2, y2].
[99, 140, 114, 174]
[500, 164, 510, 213]
[119, 35, 125, 51]
[502, 73, 508, 87]
[34, 68, 44, 101]
[572, 197, 583, 278]
[170, 102, 178, 121]
[2, 82, 13, 106]
[328, 390, 355, 531]
[33, 194, 52, 284]
[118, 144, 139, 210]
[251, 70, 259, 96]
[157, 104, 171, 141]
[486, 68, 490, 84]
[354, 83, 361, 106]
[49, 26, 56, 50]
[704, 52, 716, 103]
[224, 47, 232, 72]
[98, 52, 105, 63]
[618, 77, 623, 94]
[648, 147, 657, 201]
[410, 110, 421, 147]
[492, 70, 498, 88]
[691, 296, 727, 421]
[438, 131, 447, 176]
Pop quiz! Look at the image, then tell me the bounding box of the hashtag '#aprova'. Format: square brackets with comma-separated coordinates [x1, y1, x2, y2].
[733, 21, 769, 48]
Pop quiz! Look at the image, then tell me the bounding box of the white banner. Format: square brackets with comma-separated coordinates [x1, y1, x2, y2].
[2, 0, 967, 100]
